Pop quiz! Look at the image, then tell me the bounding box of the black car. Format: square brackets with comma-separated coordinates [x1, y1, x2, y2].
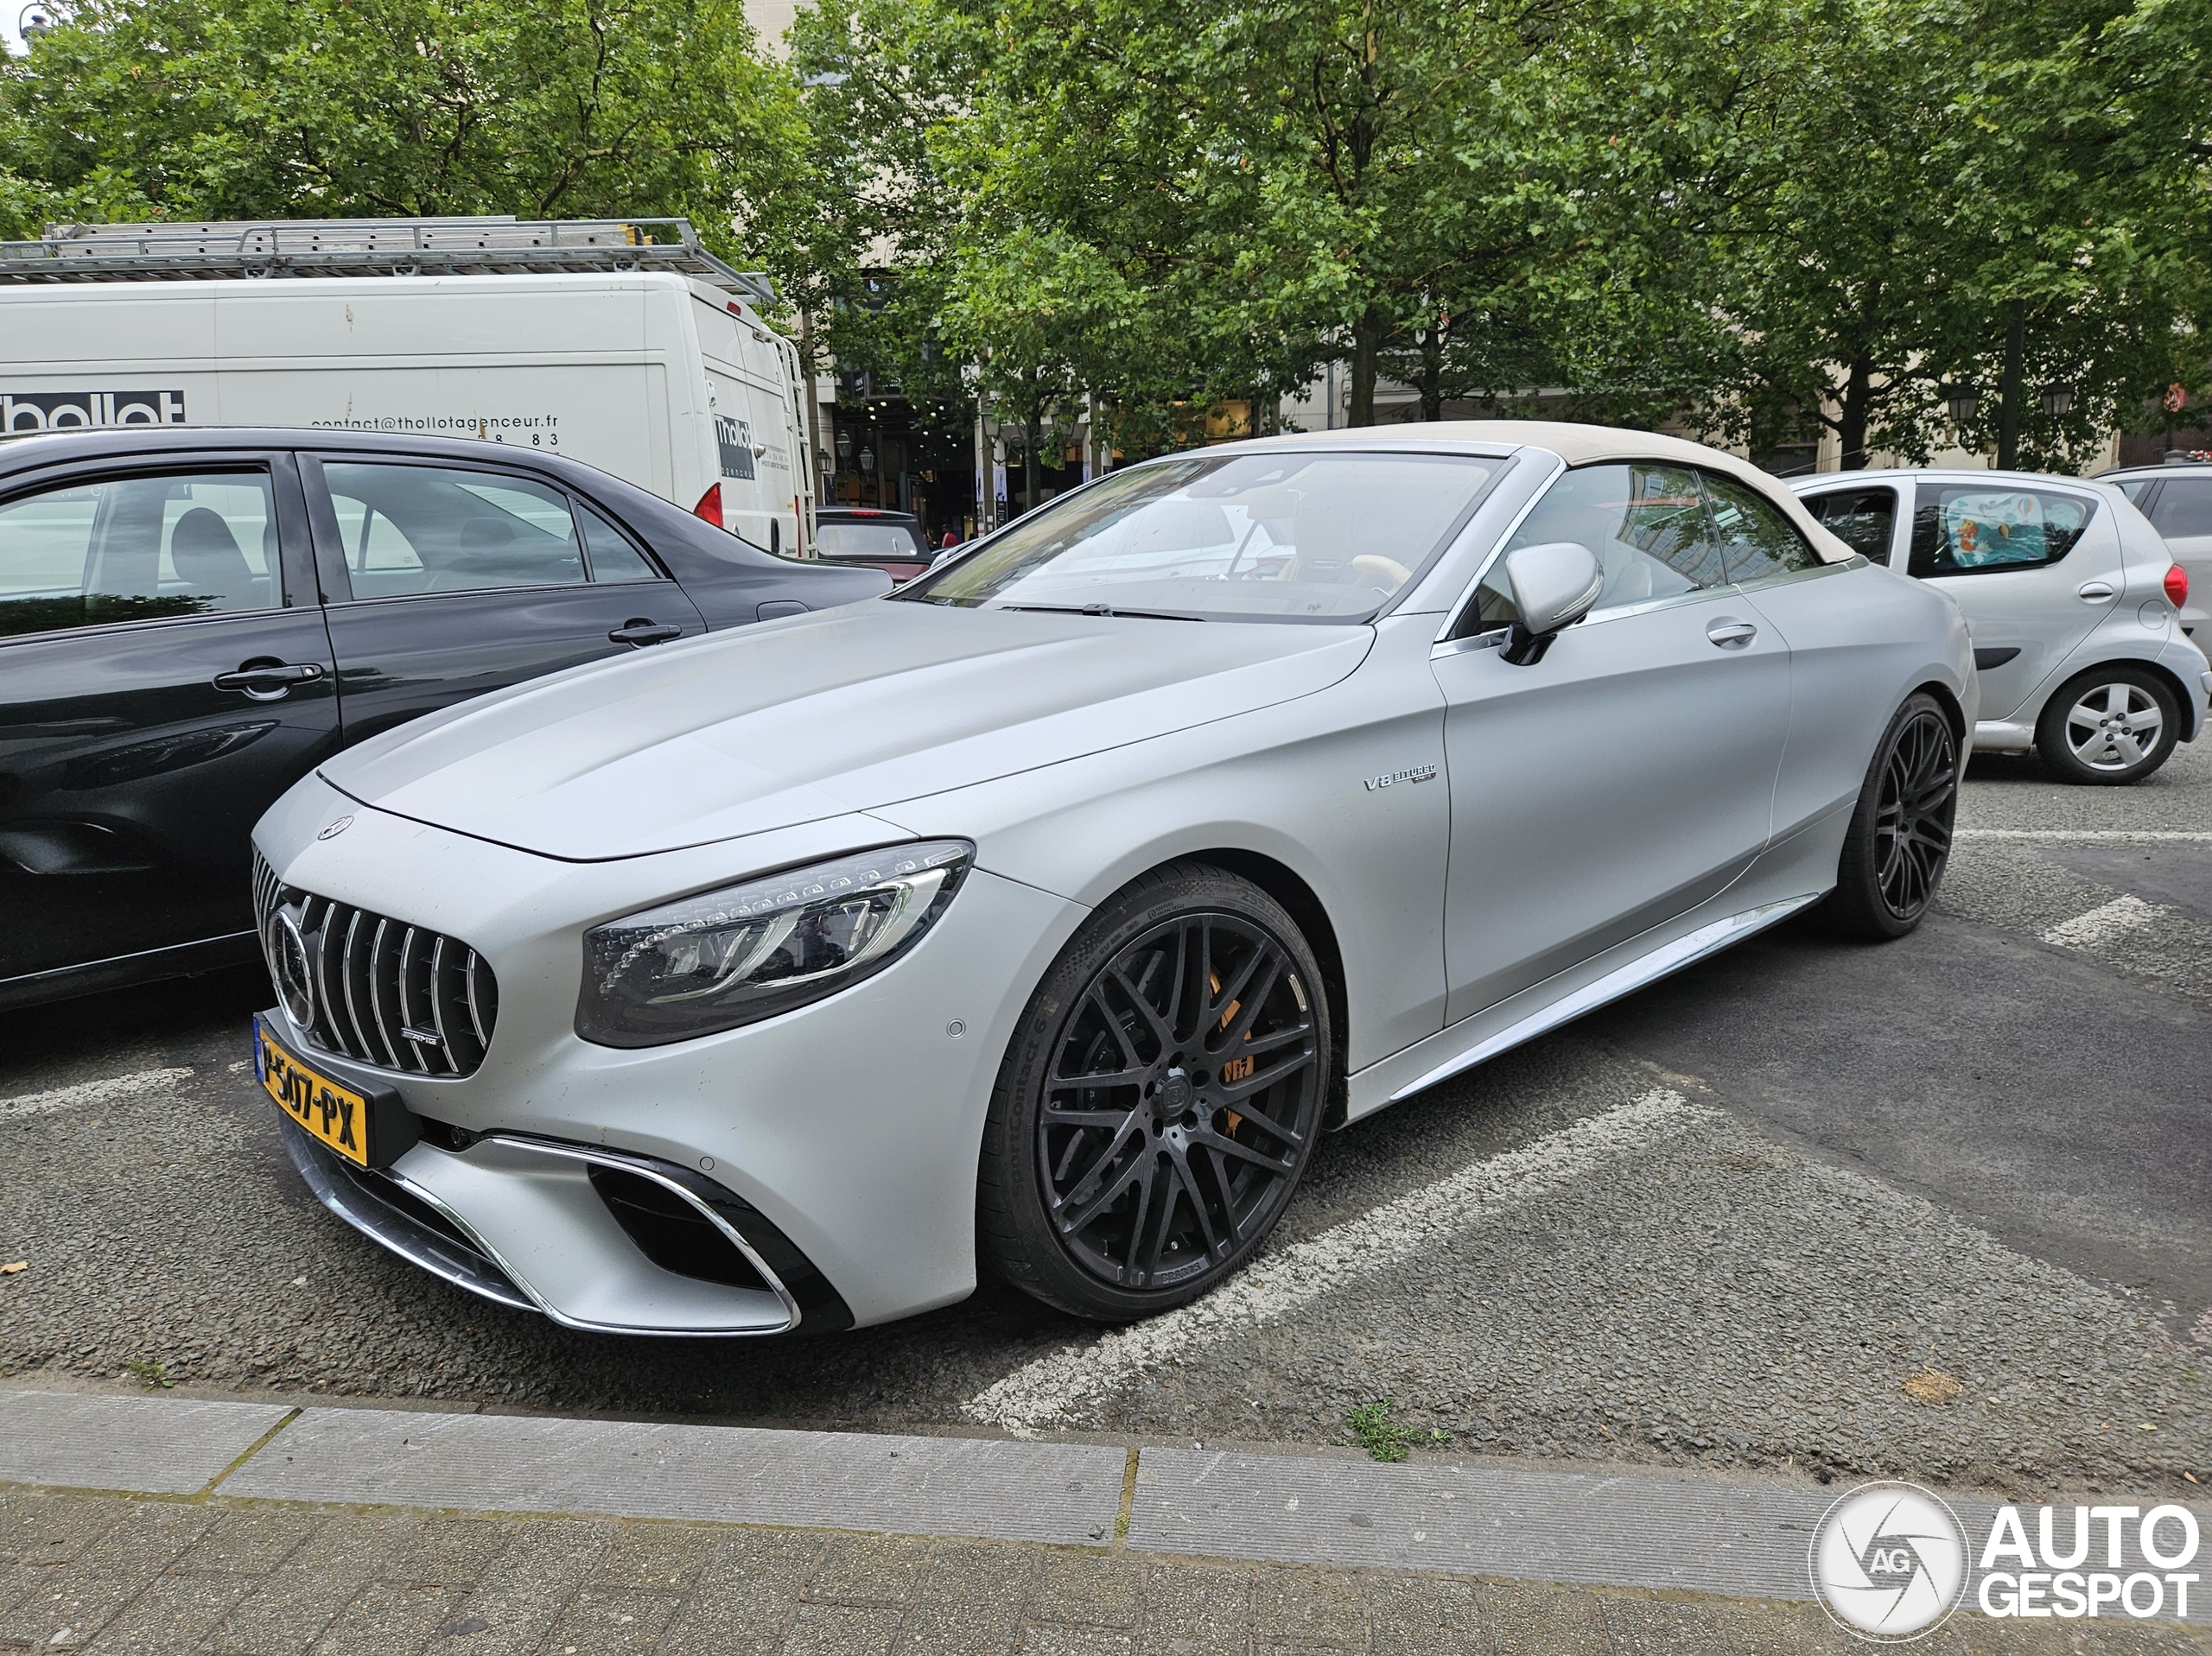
[814, 507, 937, 582]
[0, 427, 888, 1010]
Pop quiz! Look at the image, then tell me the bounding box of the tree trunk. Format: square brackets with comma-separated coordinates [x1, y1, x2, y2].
[1420, 322, 1446, 421]
[1837, 355, 1873, 472]
[1997, 301, 2024, 470]
[1349, 305, 1386, 427]
[1024, 405, 1041, 516]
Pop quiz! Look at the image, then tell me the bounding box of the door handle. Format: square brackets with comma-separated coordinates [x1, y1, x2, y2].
[213, 661, 326, 701]
[608, 619, 685, 646]
[1705, 619, 1758, 648]
[2076, 581, 2116, 601]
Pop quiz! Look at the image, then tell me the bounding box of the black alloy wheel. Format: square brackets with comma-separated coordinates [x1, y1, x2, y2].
[979, 864, 1331, 1321]
[1823, 691, 1959, 940]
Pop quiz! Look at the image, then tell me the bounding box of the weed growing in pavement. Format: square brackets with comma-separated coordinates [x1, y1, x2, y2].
[124, 1358, 174, 1390]
[1341, 1399, 1447, 1463]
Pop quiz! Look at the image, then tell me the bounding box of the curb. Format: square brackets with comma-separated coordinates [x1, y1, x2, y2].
[3, 1389, 2206, 1624]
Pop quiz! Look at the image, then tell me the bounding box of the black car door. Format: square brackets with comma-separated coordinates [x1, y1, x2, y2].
[0, 453, 338, 993]
[301, 455, 708, 749]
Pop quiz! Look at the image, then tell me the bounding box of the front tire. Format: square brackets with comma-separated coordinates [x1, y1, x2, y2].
[977, 863, 1332, 1322]
[2035, 665, 2178, 785]
[1821, 692, 1959, 941]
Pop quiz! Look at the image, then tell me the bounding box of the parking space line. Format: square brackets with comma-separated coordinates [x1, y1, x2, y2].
[1955, 829, 2212, 843]
[963, 1089, 1700, 1436]
[2042, 894, 2167, 949]
[0, 1066, 195, 1121]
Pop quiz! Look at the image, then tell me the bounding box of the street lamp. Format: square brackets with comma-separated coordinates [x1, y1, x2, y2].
[2040, 383, 2074, 419]
[1946, 386, 1980, 426]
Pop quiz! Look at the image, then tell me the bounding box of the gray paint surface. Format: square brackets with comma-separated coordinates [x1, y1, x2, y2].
[0, 1388, 290, 1494]
[220, 1406, 1128, 1546]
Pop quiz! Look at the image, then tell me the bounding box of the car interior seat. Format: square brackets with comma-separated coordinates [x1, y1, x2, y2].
[168, 507, 262, 609]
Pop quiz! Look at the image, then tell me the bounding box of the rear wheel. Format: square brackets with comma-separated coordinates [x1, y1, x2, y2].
[2035, 665, 2178, 785]
[977, 864, 1331, 1322]
[1821, 692, 1958, 941]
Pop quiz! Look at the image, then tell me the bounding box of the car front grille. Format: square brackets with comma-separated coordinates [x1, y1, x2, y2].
[253, 850, 499, 1077]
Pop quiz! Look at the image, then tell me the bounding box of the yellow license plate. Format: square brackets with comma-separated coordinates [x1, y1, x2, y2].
[257, 1018, 374, 1167]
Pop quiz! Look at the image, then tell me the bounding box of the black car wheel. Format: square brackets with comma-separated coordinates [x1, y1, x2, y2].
[1821, 692, 1958, 941]
[978, 863, 1331, 1322]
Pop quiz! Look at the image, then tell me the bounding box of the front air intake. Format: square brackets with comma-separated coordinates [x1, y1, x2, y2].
[253, 851, 499, 1078]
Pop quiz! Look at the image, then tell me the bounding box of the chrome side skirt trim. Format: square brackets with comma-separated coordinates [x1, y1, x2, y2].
[1387, 894, 1823, 1104]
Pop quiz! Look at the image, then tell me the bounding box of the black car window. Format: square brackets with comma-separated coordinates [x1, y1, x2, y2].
[0, 469, 278, 639]
[1802, 486, 1899, 562]
[1700, 470, 1825, 581]
[1465, 461, 1728, 631]
[2147, 478, 2212, 538]
[321, 462, 588, 598]
[1907, 483, 2094, 577]
[577, 504, 660, 582]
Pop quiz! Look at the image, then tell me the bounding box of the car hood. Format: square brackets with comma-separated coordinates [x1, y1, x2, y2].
[318, 600, 1373, 860]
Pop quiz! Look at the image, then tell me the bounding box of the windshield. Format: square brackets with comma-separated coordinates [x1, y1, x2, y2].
[900, 451, 1503, 621]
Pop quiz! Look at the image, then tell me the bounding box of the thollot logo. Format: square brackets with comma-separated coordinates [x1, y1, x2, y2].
[3, 390, 188, 430]
[1810, 1482, 1968, 1641]
[1809, 1482, 2202, 1640]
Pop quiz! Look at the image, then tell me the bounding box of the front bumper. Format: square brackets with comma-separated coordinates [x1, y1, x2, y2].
[279, 1114, 854, 1336]
[253, 776, 1085, 1331]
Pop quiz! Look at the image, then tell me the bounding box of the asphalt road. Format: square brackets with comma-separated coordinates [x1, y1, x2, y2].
[3, 733, 2206, 1501]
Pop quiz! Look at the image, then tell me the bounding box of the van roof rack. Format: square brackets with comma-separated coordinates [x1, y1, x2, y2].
[0, 216, 778, 308]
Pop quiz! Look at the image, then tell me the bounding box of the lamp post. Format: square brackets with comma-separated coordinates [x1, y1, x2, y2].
[1946, 386, 1980, 428]
[2040, 383, 2074, 420]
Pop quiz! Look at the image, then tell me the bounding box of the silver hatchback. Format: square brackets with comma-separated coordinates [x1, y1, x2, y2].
[1791, 469, 2209, 784]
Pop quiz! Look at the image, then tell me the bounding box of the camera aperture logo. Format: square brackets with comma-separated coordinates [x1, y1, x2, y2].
[1809, 1482, 1968, 1641]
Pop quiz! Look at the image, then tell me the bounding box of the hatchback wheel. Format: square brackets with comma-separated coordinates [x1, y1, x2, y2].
[978, 863, 1332, 1322]
[2036, 666, 2178, 785]
[1822, 692, 1958, 941]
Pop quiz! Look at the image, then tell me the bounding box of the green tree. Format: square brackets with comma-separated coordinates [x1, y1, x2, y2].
[0, 0, 804, 265]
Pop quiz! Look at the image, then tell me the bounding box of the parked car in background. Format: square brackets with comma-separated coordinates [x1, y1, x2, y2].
[2101, 460, 2212, 641]
[1792, 469, 2208, 784]
[250, 422, 1973, 1336]
[0, 426, 887, 1011]
[812, 507, 934, 582]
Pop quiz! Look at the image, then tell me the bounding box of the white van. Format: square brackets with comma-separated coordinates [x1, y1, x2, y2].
[0, 218, 817, 554]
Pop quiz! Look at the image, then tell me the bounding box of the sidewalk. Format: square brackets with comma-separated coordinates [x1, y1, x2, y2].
[2, 1389, 2205, 1654]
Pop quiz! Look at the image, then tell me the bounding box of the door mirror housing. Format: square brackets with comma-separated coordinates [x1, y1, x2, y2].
[1500, 541, 1603, 664]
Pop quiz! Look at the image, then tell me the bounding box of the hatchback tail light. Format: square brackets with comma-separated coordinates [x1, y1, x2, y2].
[2165, 562, 2190, 607]
[693, 484, 724, 529]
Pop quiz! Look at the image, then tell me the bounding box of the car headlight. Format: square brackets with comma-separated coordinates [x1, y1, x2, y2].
[576, 841, 973, 1048]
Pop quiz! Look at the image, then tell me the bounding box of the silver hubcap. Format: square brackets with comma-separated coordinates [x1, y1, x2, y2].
[2064, 682, 2163, 771]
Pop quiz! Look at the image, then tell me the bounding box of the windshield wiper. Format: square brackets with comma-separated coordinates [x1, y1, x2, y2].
[994, 602, 1206, 622]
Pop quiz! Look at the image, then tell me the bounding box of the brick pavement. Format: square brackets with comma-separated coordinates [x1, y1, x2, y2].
[4, 1487, 2209, 1656]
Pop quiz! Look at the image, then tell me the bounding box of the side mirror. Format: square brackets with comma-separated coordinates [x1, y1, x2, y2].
[1500, 541, 1603, 664]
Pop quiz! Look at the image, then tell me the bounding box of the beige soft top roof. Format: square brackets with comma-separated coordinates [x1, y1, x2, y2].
[1205, 419, 1858, 565]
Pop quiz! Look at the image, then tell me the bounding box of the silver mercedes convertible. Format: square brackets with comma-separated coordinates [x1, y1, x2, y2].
[249, 422, 1975, 1336]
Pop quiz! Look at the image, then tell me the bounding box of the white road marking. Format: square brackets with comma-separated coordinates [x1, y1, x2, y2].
[963, 1088, 1702, 1436]
[2041, 895, 2166, 950]
[0, 1067, 196, 1121]
[1955, 829, 2212, 843]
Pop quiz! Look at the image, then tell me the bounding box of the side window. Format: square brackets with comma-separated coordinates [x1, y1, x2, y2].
[1908, 485, 2095, 578]
[2147, 479, 2212, 539]
[1702, 472, 1825, 580]
[1801, 487, 1898, 563]
[578, 505, 661, 582]
[321, 463, 586, 598]
[2114, 479, 2154, 506]
[1465, 462, 1728, 631]
[0, 470, 277, 639]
